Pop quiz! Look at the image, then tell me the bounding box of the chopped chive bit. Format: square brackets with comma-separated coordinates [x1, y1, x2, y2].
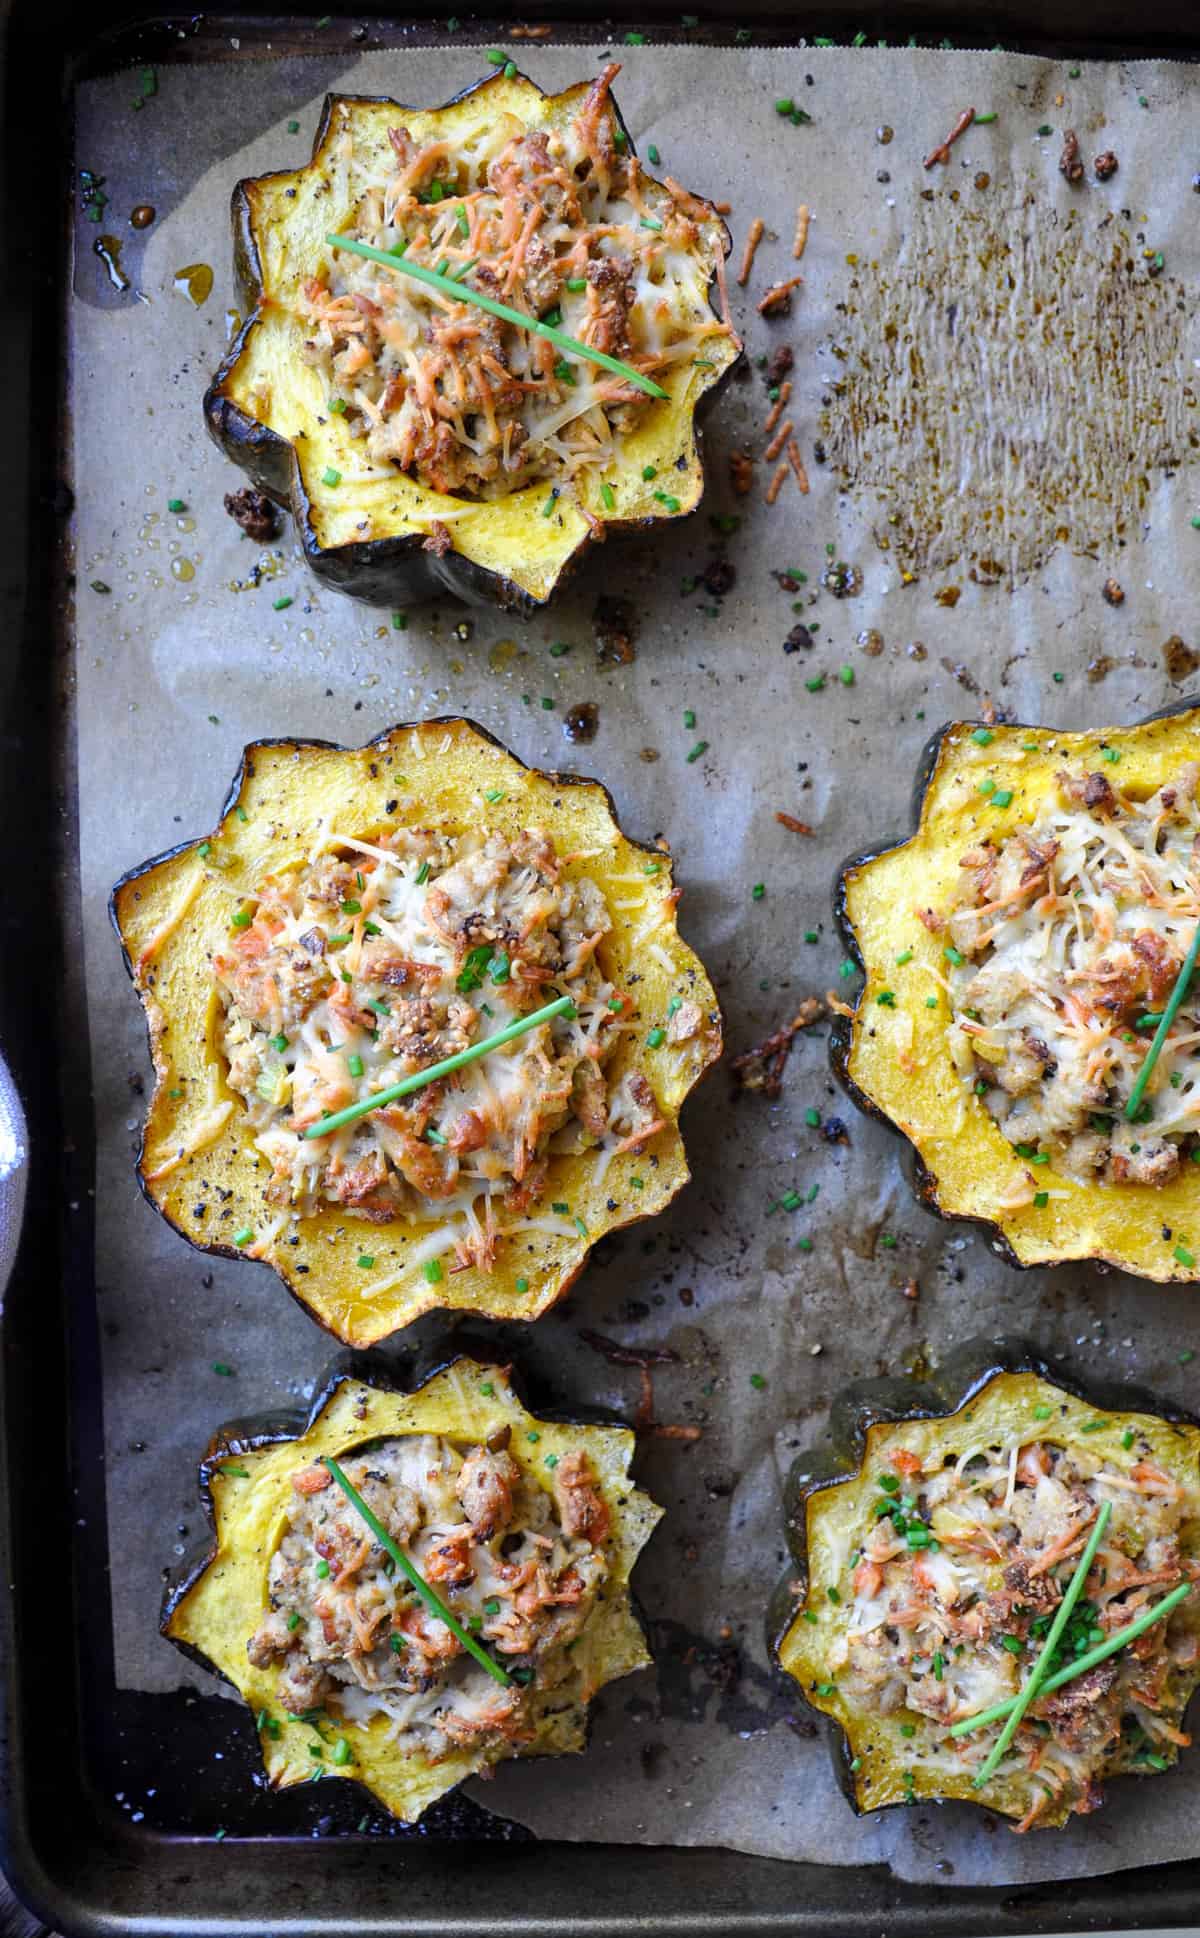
[232, 1226, 253, 1247]
[686, 740, 709, 764]
[647, 1027, 666, 1047]
[422, 1258, 444, 1284]
[356, 1254, 375, 1270]
[750, 1372, 767, 1390]
[600, 482, 615, 510]
[322, 466, 341, 487]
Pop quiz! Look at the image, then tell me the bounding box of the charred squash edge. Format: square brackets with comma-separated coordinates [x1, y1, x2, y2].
[830, 699, 1200, 1279]
[163, 1347, 662, 1823]
[767, 1333, 1200, 1823]
[109, 714, 723, 1346]
[203, 69, 741, 615]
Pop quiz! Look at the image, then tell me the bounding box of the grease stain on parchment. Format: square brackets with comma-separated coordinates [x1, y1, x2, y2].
[823, 193, 1197, 582]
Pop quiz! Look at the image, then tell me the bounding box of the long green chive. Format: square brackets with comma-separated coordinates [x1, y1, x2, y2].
[952, 1578, 1190, 1742]
[325, 234, 668, 399]
[323, 1456, 511, 1686]
[1125, 923, 1200, 1120]
[303, 994, 573, 1138]
[960, 1503, 1111, 1785]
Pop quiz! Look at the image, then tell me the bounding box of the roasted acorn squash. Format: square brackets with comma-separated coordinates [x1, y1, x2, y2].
[111, 717, 721, 1346]
[833, 708, 1200, 1279]
[769, 1337, 1200, 1827]
[204, 67, 740, 613]
[164, 1353, 661, 1823]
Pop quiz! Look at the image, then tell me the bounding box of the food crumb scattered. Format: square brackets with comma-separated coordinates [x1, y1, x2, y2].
[1058, 129, 1084, 183]
[223, 487, 279, 541]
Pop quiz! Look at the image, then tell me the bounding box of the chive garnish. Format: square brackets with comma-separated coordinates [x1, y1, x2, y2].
[952, 1577, 1190, 1743]
[1125, 923, 1200, 1120]
[959, 1502, 1111, 1786]
[325, 234, 668, 400]
[323, 1456, 511, 1686]
[302, 994, 574, 1139]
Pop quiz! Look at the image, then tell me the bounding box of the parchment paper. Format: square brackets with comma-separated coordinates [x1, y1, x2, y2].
[72, 39, 1200, 1886]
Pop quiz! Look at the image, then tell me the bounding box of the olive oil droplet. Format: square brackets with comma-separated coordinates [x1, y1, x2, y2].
[173, 262, 213, 305]
[95, 235, 130, 292]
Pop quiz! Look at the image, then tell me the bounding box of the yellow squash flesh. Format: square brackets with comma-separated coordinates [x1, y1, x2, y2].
[777, 1368, 1200, 1825]
[166, 1359, 662, 1822]
[207, 71, 740, 608]
[840, 711, 1200, 1280]
[111, 717, 721, 1344]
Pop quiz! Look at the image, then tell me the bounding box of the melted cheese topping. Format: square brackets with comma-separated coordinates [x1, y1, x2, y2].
[295, 66, 731, 499]
[943, 763, 1200, 1186]
[835, 1430, 1200, 1829]
[247, 1428, 610, 1759]
[213, 822, 660, 1272]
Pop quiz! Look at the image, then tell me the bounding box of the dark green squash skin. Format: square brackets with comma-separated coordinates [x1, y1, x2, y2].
[766, 1334, 1200, 1817]
[829, 698, 1200, 1272]
[109, 714, 722, 1341]
[163, 1344, 648, 1686]
[203, 71, 739, 615]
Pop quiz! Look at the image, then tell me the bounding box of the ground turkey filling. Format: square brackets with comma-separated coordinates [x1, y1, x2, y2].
[834, 1431, 1200, 1829]
[943, 763, 1200, 1187]
[247, 1431, 611, 1758]
[214, 823, 676, 1268]
[296, 64, 730, 498]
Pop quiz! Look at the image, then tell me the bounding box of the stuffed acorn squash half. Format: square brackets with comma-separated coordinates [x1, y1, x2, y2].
[834, 708, 1200, 1280]
[111, 717, 720, 1346]
[204, 64, 740, 612]
[165, 1354, 661, 1822]
[769, 1337, 1200, 1830]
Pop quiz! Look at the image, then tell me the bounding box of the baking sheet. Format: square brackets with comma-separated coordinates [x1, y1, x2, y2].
[71, 38, 1200, 1887]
